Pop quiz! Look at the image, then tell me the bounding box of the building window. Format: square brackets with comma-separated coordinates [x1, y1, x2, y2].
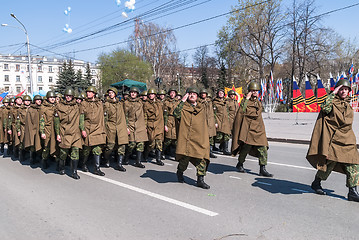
[92, 79, 95, 84]
[91, 70, 96, 74]
[59, 67, 62, 73]
[16, 75, 20, 82]
[5, 87, 9, 92]
[16, 87, 21, 93]
[38, 65, 42, 72]
[26, 65, 29, 72]
[16, 64, 20, 71]
[38, 76, 43, 83]
[4, 64, 9, 70]
[4, 75, 9, 82]
[38, 87, 43, 91]
[49, 76, 53, 83]
[48, 66, 53, 72]
[28, 87, 31, 93]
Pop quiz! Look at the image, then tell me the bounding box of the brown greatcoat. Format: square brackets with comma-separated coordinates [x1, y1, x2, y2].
[175, 101, 210, 161]
[24, 104, 42, 151]
[0, 106, 4, 143]
[226, 98, 239, 130]
[81, 98, 107, 147]
[18, 105, 28, 144]
[124, 97, 148, 143]
[9, 105, 22, 147]
[306, 95, 359, 174]
[231, 97, 268, 157]
[212, 97, 231, 135]
[104, 97, 129, 145]
[3, 106, 12, 144]
[163, 97, 178, 139]
[201, 98, 217, 137]
[55, 99, 82, 149]
[39, 100, 57, 155]
[143, 98, 164, 142]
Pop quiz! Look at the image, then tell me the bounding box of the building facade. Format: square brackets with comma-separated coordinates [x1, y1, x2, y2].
[0, 54, 100, 95]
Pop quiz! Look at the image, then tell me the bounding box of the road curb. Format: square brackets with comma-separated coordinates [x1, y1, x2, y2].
[268, 137, 359, 149]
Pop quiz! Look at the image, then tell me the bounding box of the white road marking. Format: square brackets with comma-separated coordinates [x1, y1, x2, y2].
[291, 188, 309, 193]
[256, 181, 272, 186]
[229, 176, 241, 180]
[164, 163, 173, 166]
[81, 172, 219, 217]
[187, 167, 193, 170]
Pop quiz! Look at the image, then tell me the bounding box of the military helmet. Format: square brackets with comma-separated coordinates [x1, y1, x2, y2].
[10, 98, 15, 103]
[200, 89, 208, 94]
[33, 95, 42, 102]
[80, 91, 86, 99]
[186, 87, 199, 94]
[3, 98, 10, 103]
[158, 89, 166, 95]
[56, 93, 63, 98]
[15, 96, 23, 100]
[107, 87, 118, 95]
[228, 90, 236, 95]
[64, 87, 75, 96]
[86, 86, 97, 93]
[207, 92, 212, 98]
[247, 82, 260, 91]
[217, 88, 225, 93]
[123, 91, 129, 96]
[140, 90, 148, 96]
[168, 87, 177, 93]
[335, 79, 351, 90]
[46, 91, 56, 99]
[177, 91, 183, 97]
[23, 95, 32, 101]
[74, 91, 80, 99]
[147, 88, 157, 94]
[129, 87, 140, 94]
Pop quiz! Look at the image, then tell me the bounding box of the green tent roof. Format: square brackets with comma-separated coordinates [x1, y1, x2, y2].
[110, 79, 147, 92]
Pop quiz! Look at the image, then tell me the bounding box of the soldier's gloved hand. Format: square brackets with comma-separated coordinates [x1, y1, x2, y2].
[182, 93, 189, 102]
[164, 126, 168, 132]
[7, 130, 12, 135]
[127, 128, 130, 135]
[41, 134, 46, 140]
[17, 132, 21, 137]
[57, 135, 61, 142]
[333, 85, 342, 94]
[246, 92, 252, 100]
[82, 130, 87, 138]
[215, 123, 218, 128]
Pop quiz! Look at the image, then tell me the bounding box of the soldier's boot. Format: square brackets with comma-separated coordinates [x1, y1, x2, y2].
[81, 155, 89, 172]
[14, 147, 19, 158]
[236, 162, 246, 173]
[311, 177, 326, 195]
[19, 149, 24, 162]
[58, 159, 65, 175]
[123, 151, 130, 165]
[29, 151, 35, 165]
[348, 186, 359, 202]
[41, 158, 49, 170]
[212, 144, 219, 152]
[134, 151, 145, 168]
[142, 150, 149, 162]
[115, 154, 126, 172]
[149, 150, 156, 158]
[103, 151, 111, 168]
[176, 170, 185, 183]
[259, 165, 273, 177]
[196, 175, 210, 189]
[7, 145, 13, 156]
[71, 159, 80, 180]
[210, 146, 217, 158]
[0, 143, 4, 154]
[93, 155, 105, 176]
[222, 141, 231, 155]
[155, 149, 164, 166]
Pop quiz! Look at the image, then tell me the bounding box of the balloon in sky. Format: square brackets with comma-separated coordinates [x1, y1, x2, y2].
[63, 6, 72, 33]
[116, 0, 121, 6]
[121, 12, 128, 18]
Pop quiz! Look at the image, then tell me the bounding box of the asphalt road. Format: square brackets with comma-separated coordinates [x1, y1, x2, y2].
[0, 142, 358, 240]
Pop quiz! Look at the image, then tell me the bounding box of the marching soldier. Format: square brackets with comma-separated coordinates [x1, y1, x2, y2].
[54, 88, 82, 179]
[120, 91, 129, 104]
[157, 89, 166, 103]
[227, 90, 239, 129]
[0, 99, 5, 154]
[2, 98, 11, 155]
[80, 86, 107, 176]
[307, 79, 359, 201]
[123, 87, 148, 168]
[174, 87, 210, 189]
[5, 98, 14, 156]
[39, 91, 57, 169]
[231, 82, 273, 177]
[163, 87, 179, 158]
[56, 93, 62, 104]
[8, 96, 23, 159]
[213, 89, 231, 155]
[143, 88, 165, 165]
[140, 90, 148, 102]
[103, 87, 129, 172]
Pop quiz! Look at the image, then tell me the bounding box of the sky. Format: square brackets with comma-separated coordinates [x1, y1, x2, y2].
[1, 0, 359, 65]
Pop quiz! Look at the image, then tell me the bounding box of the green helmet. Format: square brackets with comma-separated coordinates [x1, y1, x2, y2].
[207, 92, 212, 98]
[228, 90, 236, 95]
[74, 91, 80, 99]
[46, 91, 56, 98]
[217, 88, 225, 93]
[140, 90, 148, 96]
[64, 87, 75, 96]
[248, 82, 260, 91]
[33, 95, 42, 102]
[15, 96, 23, 100]
[23, 95, 32, 101]
[107, 87, 118, 95]
[129, 87, 140, 94]
[86, 86, 98, 93]
[10, 98, 15, 103]
[186, 87, 199, 94]
[200, 89, 208, 94]
[80, 92, 86, 99]
[158, 89, 166, 95]
[147, 88, 157, 94]
[335, 79, 351, 90]
[123, 91, 129, 96]
[3, 98, 10, 103]
[56, 93, 63, 98]
[168, 87, 177, 93]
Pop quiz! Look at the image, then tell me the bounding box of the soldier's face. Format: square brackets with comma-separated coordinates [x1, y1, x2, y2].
[15, 98, 22, 105]
[250, 90, 259, 97]
[65, 95, 73, 102]
[169, 91, 176, 99]
[35, 100, 42, 106]
[130, 92, 138, 99]
[200, 93, 207, 99]
[159, 94, 165, 100]
[24, 100, 31, 106]
[149, 93, 156, 100]
[108, 90, 116, 99]
[76, 98, 82, 104]
[218, 91, 224, 98]
[338, 86, 350, 99]
[187, 92, 198, 103]
[48, 97, 56, 104]
[229, 94, 235, 99]
[142, 96, 147, 100]
[4, 103, 8, 106]
[87, 91, 95, 99]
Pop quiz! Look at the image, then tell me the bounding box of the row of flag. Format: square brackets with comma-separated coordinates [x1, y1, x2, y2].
[260, 71, 283, 102]
[0, 89, 26, 103]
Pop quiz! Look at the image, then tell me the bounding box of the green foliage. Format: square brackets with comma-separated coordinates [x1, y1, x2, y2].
[98, 49, 152, 90]
[55, 60, 76, 93]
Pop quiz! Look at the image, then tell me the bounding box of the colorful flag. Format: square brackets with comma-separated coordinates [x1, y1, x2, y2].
[304, 75, 318, 112]
[316, 74, 327, 112]
[0, 92, 9, 102]
[260, 79, 267, 101]
[269, 71, 274, 100]
[292, 77, 305, 112]
[329, 72, 335, 92]
[15, 89, 26, 97]
[276, 79, 283, 101]
[348, 63, 354, 83]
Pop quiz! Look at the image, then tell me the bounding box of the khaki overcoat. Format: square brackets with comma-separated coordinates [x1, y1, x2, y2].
[143, 99, 164, 141]
[104, 97, 129, 146]
[0, 107, 4, 143]
[227, 98, 239, 130]
[40, 100, 57, 155]
[201, 98, 217, 137]
[123, 97, 148, 143]
[213, 97, 231, 135]
[175, 101, 210, 161]
[306, 95, 359, 173]
[163, 97, 178, 139]
[24, 104, 42, 151]
[3, 106, 12, 144]
[18, 105, 28, 144]
[9, 105, 22, 147]
[81, 98, 107, 147]
[231, 97, 268, 157]
[55, 99, 82, 149]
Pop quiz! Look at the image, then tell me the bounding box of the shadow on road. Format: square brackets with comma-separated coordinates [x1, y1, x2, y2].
[207, 162, 238, 174]
[252, 177, 346, 200]
[140, 170, 196, 185]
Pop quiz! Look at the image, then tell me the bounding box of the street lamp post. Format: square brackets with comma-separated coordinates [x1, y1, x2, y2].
[2, 13, 33, 95]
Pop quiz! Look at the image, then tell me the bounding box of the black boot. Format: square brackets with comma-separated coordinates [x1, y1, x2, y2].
[155, 149, 164, 166]
[176, 170, 185, 183]
[348, 186, 359, 202]
[210, 146, 217, 158]
[19, 149, 24, 162]
[311, 177, 326, 195]
[93, 155, 105, 176]
[7, 145, 13, 156]
[222, 141, 231, 155]
[29, 151, 35, 165]
[236, 162, 246, 173]
[103, 151, 111, 168]
[143, 150, 149, 162]
[212, 144, 219, 151]
[259, 165, 273, 177]
[134, 151, 145, 168]
[81, 155, 89, 172]
[14, 147, 19, 158]
[197, 175, 210, 189]
[115, 154, 126, 172]
[71, 159, 80, 180]
[41, 158, 49, 169]
[0, 143, 4, 154]
[58, 159, 65, 175]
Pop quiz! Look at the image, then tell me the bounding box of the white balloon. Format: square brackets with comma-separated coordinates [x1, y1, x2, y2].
[64, 10, 68, 15]
[67, 28, 72, 33]
[116, 0, 121, 6]
[65, 24, 69, 28]
[67, 6, 71, 12]
[122, 12, 128, 18]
